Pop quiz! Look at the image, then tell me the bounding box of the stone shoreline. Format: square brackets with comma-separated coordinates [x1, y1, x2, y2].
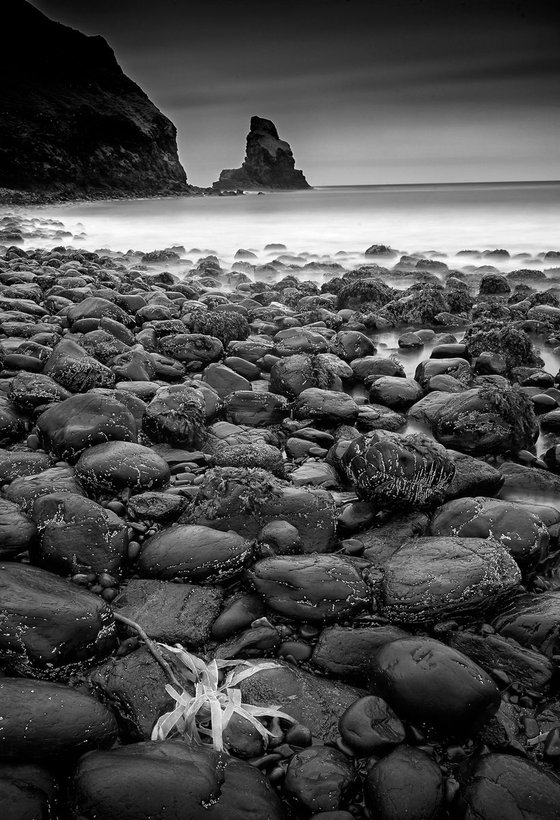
[2, 217, 560, 818]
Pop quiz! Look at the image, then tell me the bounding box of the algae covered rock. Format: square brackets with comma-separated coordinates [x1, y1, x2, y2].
[342, 430, 455, 509]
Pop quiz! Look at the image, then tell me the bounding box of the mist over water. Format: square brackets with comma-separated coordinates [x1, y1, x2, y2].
[19, 182, 560, 266]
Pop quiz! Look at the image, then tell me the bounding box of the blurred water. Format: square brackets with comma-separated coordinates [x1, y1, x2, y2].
[18, 181, 560, 263]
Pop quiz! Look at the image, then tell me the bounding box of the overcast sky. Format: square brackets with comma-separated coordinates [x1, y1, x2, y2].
[30, 0, 560, 187]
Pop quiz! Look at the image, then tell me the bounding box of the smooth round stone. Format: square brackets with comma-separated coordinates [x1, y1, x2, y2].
[0, 497, 37, 559]
[0, 677, 117, 761]
[278, 641, 312, 662]
[370, 637, 501, 740]
[364, 746, 444, 820]
[211, 593, 265, 640]
[75, 441, 171, 497]
[138, 524, 253, 583]
[338, 696, 405, 755]
[380, 536, 521, 623]
[36, 393, 137, 461]
[71, 740, 285, 820]
[455, 752, 560, 820]
[284, 746, 356, 814]
[0, 449, 51, 483]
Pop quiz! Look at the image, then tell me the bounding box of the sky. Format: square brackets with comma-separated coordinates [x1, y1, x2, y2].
[29, 0, 560, 187]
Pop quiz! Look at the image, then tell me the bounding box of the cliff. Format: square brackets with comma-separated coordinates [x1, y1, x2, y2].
[213, 116, 311, 191]
[0, 0, 189, 201]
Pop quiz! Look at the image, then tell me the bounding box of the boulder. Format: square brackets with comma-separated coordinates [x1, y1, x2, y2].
[285, 746, 356, 814]
[430, 497, 550, 565]
[380, 536, 520, 623]
[4, 466, 81, 513]
[0, 562, 115, 673]
[338, 695, 405, 755]
[342, 430, 455, 509]
[183, 467, 337, 553]
[364, 746, 444, 820]
[311, 625, 409, 682]
[455, 753, 560, 820]
[31, 492, 128, 576]
[43, 339, 115, 392]
[369, 376, 423, 410]
[370, 637, 501, 740]
[246, 554, 373, 622]
[239, 660, 366, 743]
[76, 441, 171, 497]
[492, 592, 560, 657]
[113, 579, 222, 646]
[0, 498, 36, 559]
[143, 385, 207, 448]
[0, 449, 51, 484]
[138, 525, 253, 584]
[71, 740, 285, 820]
[223, 390, 289, 426]
[292, 388, 359, 424]
[158, 333, 223, 365]
[36, 393, 137, 461]
[8, 371, 71, 411]
[0, 678, 117, 761]
[270, 353, 342, 398]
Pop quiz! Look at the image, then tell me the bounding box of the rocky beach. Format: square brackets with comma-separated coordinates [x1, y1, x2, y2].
[1, 211, 560, 818]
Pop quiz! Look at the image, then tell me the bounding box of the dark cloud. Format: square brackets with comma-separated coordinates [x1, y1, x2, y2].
[27, 0, 560, 184]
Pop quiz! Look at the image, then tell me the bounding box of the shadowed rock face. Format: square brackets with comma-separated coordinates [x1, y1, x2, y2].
[0, 0, 188, 200]
[213, 116, 311, 191]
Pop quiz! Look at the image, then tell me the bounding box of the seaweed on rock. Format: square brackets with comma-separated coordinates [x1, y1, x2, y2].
[181, 309, 250, 347]
[463, 320, 543, 371]
[336, 278, 395, 311]
[381, 284, 449, 326]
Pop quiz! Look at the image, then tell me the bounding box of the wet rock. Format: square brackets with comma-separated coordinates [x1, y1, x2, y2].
[364, 746, 444, 820]
[211, 593, 265, 640]
[275, 328, 330, 357]
[449, 632, 553, 695]
[359, 510, 430, 567]
[159, 332, 223, 365]
[493, 592, 560, 657]
[183, 467, 337, 553]
[4, 466, 82, 513]
[0, 763, 56, 820]
[444, 450, 504, 499]
[138, 524, 253, 583]
[0, 562, 115, 673]
[246, 554, 373, 622]
[0, 449, 51, 483]
[8, 371, 71, 411]
[70, 740, 285, 820]
[126, 491, 186, 522]
[0, 398, 24, 447]
[31, 492, 128, 576]
[338, 695, 405, 755]
[223, 390, 289, 426]
[113, 579, 222, 645]
[415, 356, 472, 388]
[429, 385, 538, 455]
[43, 339, 115, 392]
[311, 625, 409, 681]
[202, 362, 251, 397]
[213, 441, 285, 477]
[0, 498, 36, 559]
[88, 647, 173, 741]
[498, 461, 560, 508]
[370, 637, 501, 740]
[285, 746, 356, 813]
[143, 385, 207, 448]
[36, 393, 137, 461]
[270, 353, 343, 398]
[381, 536, 520, 623]
[292, 388, 359, 424]
[342, 430, 455, 509]
[333, 330, 375, 361]
[240, 660, 366, 743]
[0, 678, 117, 761]
[76, 441, 171, 497]
[455, 752, 560, 820]
[369, 375, 423, 410]
[430, 497, 550, 565]
[67, 296, 134, 328]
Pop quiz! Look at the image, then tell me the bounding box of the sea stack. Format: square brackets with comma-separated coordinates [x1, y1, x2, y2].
[213, 116, 311, 191]
[0, 0, 189, 202]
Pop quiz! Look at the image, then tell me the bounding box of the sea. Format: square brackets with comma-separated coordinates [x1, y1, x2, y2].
[13, 181, 560, 269]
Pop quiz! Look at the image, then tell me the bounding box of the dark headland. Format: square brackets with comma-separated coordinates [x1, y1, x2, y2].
[0, 0, 190, 203]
